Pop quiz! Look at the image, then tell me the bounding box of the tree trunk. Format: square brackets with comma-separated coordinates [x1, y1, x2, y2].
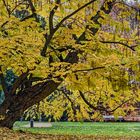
[0, 80, 60, 128]
[0, 110, 21, 129]
[0, 51, 78, 128]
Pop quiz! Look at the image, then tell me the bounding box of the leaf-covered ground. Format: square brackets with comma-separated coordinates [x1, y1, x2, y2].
[0, 127, 140, 140]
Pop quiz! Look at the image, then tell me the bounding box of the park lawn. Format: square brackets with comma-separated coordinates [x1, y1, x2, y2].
[14, 122, 140, 138]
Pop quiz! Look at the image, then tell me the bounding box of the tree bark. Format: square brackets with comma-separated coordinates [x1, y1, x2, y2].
[0, 109, 22, 129]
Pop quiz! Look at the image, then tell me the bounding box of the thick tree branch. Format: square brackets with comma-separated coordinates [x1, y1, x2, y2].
[10, 71, 29, 95]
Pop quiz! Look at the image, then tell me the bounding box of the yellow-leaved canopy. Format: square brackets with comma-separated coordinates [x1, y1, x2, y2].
[0, 0, 140, 123]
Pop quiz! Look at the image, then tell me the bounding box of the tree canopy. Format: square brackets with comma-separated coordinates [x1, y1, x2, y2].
[0, 0, 140, 128]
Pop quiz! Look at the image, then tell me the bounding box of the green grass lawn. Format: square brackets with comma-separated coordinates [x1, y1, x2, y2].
[14, 121, 140, 138]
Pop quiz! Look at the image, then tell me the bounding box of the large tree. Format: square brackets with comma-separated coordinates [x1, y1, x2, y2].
[0, 0, 140, 128]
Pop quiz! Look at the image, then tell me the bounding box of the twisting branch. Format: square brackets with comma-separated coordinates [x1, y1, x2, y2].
[80, 90, 133, 114]
[79, 90, 108, 113]
[109, 98, 133, 113]
[41, 0, 97, 57]
[100, 40, 137, 51]
[41, 0, 61, 59]
[49, 0, 61, 34]
[79, 91, 98, 110]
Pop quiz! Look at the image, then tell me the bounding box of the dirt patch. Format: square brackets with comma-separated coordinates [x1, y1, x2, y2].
[0, 128, 139, 140]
